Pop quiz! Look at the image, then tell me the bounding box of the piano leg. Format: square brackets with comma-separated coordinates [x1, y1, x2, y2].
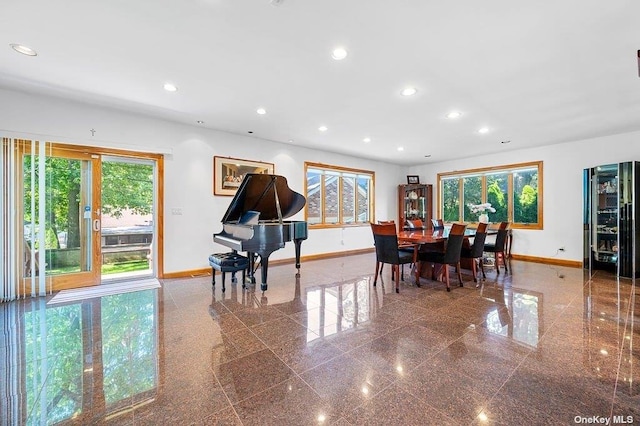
[294, 238, 303, 270]
[260, 256, 269, 292]
[248, 252, 257, 285]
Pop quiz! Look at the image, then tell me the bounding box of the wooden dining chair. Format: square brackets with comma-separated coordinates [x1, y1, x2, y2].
[419, 223, 467, 291]
[460, 222, 488, 285]
[371, 223, 420, 293]
[483, 221, 510, 274]
[377, 220, 396, 275]
[404, 218, 426, 230]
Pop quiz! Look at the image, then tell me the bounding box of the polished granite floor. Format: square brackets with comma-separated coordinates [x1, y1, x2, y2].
[1, 254, 638, 425]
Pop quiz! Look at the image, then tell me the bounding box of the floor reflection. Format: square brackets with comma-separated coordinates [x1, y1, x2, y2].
[0, 289, 159, 425]
[1, 256, 638, 424]
[584, 276, 638, 394]
[481, 284, 541, 347]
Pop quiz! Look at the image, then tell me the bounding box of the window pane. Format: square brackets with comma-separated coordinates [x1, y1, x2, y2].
[442, 178, 459, 222]
[306, 169, 322, 225]
[487, 172, 508, 223]
[342, 176, 356, 223]
[438, 162, 541, 228]
[513, 168, 538, 224]
[356, 176, 370, 223]
[324, 174, 339, 224]
[305, 163, 374, 226]
[462, 176, 482, 222]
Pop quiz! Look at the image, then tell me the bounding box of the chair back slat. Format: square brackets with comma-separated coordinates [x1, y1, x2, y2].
[442, 223, 467, 264]
[470, 231, 488, 258]
[373, 234, 401, 264]
[449, 223, 466, 235]
[371, 223, 401, 264]
[493, 229, 508, 251]
[371, 222, 397, 236]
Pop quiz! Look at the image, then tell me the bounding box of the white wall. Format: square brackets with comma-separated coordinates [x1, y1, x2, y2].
[409, 132, 640, 262]
[0, 88, 403, 273]
[5, 87, 637, 271]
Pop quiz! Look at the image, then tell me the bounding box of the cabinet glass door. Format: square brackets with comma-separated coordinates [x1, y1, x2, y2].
[592, 164, 618, 269]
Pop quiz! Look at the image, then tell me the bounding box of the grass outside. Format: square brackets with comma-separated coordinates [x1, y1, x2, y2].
[101, 260, 150, 275]
[46, 260, 150, 276]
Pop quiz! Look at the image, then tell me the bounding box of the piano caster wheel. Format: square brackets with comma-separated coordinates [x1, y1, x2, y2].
[261, 284, 268, 292]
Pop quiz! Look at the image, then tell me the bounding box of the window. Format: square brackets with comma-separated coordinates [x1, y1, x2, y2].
[438, 161, 542, 229]
[305, 162, 374, 227]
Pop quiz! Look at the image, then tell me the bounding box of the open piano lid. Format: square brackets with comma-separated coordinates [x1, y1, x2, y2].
[221, 174, 306, 223]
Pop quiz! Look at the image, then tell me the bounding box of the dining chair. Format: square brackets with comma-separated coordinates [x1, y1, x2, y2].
[371, 222, 420, 293]
[483, 221, 509, 274]
[431, 218, 444, 230]
[460, 222, 488, 285]
[404, 218, 426, 230]
[377, 220, 396, 275]
[419, 223, 467, 291]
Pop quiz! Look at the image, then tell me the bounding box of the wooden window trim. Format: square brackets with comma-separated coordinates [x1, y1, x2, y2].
[304, 162, 375, 229]
[437, 161, 543, 230]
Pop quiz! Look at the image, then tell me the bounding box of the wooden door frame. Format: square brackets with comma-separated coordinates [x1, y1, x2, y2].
[16, 141, 164, 296]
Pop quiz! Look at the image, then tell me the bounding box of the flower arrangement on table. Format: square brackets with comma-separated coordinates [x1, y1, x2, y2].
[467, 203, 495, 223]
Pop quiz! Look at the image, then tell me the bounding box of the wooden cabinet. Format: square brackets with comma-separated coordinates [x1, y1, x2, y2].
[398, 184, 433, 230]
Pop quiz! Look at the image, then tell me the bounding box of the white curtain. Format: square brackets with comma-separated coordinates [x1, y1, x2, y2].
[1, 138, 49, 302]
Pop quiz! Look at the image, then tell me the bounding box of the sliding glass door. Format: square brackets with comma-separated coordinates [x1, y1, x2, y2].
[100, 156, 155, 281]
[1, 138, 163, 300]
[20, 142, 102, 292]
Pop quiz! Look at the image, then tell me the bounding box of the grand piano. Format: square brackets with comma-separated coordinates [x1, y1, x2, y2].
[213, 173, 308, 291]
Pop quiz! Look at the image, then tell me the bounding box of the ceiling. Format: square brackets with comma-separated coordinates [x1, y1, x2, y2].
[1, 0, 639, 165]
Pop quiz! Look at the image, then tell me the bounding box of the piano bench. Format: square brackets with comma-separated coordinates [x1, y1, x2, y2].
[208, 252, 249, 292]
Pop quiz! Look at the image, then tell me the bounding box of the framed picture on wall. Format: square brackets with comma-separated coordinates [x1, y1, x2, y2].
[407, 175, 420, 184]
[213, 156, 275, 196]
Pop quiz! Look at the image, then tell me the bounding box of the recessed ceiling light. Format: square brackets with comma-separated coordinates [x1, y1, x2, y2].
[331, 47, 348, 60]
[248, 131, 254, 134]
[446, 111, 462, 119]
[424, 154, 432, 157]
[256, 108, 267, 115]
[478, 127, 490, 134]
[401, 87, 417, 96]
[163, 83, 178, 92]
[318, 126, 328, 132]
[288, 139, 294, 143]
[397, 147, 404, 151]
[501, 140, 511, 144]
[196, 120, 204, 124]
[363, 137, 371, 143]
[10, 43, 37, 56]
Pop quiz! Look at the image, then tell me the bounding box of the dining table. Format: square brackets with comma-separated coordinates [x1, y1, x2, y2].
[398, 226, 494, 245]
[397, 226, 498, 280]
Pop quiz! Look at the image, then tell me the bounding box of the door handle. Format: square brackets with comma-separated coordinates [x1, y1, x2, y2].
[93, 219, 101, 232]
